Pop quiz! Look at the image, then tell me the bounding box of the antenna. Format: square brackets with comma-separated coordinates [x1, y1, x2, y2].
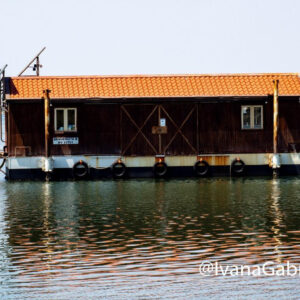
[18, 47, 46, 77]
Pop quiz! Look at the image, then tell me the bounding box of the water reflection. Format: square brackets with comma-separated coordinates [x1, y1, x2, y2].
[269, 179, 284, 263]
[1, 178, 300, 299]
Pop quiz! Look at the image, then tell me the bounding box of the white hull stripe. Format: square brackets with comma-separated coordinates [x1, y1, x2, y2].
[5, 154, 300, 170]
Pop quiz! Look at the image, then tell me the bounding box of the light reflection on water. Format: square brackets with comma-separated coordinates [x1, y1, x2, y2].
[0, 178, 300, 299]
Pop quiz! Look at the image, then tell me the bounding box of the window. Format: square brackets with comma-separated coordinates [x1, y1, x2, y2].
[241, 105, 263, 129]
[55, 108, 77, 132]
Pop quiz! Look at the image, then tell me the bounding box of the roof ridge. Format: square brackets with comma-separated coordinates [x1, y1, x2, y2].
[9, 72, 300, 80]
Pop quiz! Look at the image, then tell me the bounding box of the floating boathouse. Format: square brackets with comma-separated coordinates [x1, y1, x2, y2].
[1, 72, 300, 180]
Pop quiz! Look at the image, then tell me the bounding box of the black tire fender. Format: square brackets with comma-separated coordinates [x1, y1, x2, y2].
[153, 161, 168, 178]
[231, 159, 245, 175]
[73, 161, 89, 179]
[111, 162, 126, 178]
[194, 160, 209, 176]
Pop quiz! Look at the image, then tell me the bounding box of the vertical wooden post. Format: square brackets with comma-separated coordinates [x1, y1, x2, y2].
[273, 80, 279, 177]
[158, 105, 162, 154]
[43, 89, 51, 181]
[196, 103, 199, 154]
[43, 89, 51, 158]
[273, 80, 279, 154]
[120, 104, 122, 156]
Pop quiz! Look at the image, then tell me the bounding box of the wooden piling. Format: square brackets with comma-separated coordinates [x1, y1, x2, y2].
[273, 80, 279, 177]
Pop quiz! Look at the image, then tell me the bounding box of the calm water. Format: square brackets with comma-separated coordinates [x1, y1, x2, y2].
[0, 177, 300, 299]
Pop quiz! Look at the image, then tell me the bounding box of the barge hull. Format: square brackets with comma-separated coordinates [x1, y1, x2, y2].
[5, 154, 300, 180]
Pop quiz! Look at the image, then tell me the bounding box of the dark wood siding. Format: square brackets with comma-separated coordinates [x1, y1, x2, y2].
[7, 97, 300, 157]
[198, 101, 273, 154]
[121, 104, 159, 156]
[278, 100, 300, 153]
[50, 104, 120, 155]
[80, 104, 120, 154]
[161, 103, 198, 155]
[8, 103, 44, 156]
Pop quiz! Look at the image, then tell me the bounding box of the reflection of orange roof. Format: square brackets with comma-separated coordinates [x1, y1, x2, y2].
[6, 73, 300, 99]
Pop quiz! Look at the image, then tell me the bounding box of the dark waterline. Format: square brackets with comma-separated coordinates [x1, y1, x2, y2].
[0, 177, 300, 299]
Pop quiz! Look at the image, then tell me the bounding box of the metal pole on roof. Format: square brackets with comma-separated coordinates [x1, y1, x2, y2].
[18, 47, 46, 77]
[0, 64, 8, 106]
[0, 65, 8, 144]
[36, 56, 40, 77]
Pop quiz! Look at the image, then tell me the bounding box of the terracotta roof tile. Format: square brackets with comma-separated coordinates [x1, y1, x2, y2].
[6, 73, 300, 99]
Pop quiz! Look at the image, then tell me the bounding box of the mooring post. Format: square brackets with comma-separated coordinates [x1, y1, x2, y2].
[43, 89, 52, 181]
[273, 80, 280, 177]
[158, 105, 162, 154]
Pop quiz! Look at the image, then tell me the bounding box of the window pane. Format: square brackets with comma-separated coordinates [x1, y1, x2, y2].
[56, 110, 64, 131]
[254, 107, 262, 129]
[242, 107, 251, 129]
[67, 109, 76, 131]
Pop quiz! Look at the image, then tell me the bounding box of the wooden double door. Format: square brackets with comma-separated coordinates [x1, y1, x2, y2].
[121, 103, 198, 156]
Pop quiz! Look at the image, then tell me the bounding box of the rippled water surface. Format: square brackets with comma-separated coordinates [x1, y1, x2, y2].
[1, 177, 300, 299]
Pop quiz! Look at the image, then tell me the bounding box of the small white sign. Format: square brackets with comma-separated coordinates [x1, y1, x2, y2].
[160, 118, 166, 127]
[53, 137, 79, 145]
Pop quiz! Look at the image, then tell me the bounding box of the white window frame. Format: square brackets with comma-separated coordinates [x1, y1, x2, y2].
[241, 105, 263, 130]
[54, 108, 77, 132]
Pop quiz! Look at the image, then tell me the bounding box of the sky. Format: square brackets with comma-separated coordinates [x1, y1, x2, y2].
[0, 0, 299, 76]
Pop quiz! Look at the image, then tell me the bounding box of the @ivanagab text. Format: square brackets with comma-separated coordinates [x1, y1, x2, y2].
[199, 261, 300, 277]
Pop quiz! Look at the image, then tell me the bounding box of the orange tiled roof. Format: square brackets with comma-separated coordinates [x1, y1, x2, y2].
[6, 73, 300, 99]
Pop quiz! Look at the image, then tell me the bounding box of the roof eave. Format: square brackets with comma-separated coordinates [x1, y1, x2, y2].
[6, 94, 300, 102]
